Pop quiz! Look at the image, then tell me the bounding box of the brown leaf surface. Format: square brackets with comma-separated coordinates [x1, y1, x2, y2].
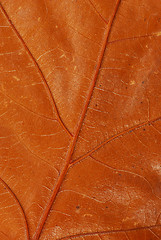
[0, 0, 161, 239]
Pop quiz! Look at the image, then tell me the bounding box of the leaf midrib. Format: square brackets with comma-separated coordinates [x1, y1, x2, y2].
[0, 1, 121, 239]
[33, 1, 121, 239]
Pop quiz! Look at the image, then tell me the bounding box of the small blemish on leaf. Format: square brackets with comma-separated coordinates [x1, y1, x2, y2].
[75, 205, 80, 214]
[129, 80, 135, 85]
[83, 214, 93, 217]
[13, 76, 20, 81]
[155, 31, 161, 36]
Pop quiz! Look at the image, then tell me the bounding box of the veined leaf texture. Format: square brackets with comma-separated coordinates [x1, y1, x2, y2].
[0, 0, 161, 239]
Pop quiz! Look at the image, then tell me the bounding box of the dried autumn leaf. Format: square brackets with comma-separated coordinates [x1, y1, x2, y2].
[0, 0, 161, 239]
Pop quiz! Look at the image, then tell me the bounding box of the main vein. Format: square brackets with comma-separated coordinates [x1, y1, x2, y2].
[33, 0, 121, 239]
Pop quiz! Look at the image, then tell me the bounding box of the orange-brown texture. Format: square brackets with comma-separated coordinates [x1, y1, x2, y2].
[0, 0, 161, 239]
